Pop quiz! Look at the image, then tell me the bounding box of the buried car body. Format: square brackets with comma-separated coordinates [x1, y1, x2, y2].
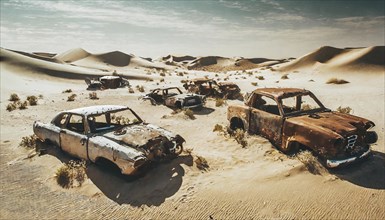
[33, 105, 185, 175]
[227, 88, 378, 168]
[141, 87, 205, 109]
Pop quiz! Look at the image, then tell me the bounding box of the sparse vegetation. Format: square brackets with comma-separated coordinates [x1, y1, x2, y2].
[184, 109, 195, 119]
[6, 103, 17, 111]
[326, 78, 349, 84]
[67, 94, 77, 102]
[251, 82, 258, 86]
[233, 129, 247, 148]
[89, 92, 99, 100]
[160, 72, 166, 77]
[256, 76, 265, 80]
[19, 135, 38, 149]
[55, 160, 87, 188]
[336, 106, 352, 114]
[128, 87, 135, 93]
[183, 147, 193, 155]
[27, 95, 38, 105]
[281, 74, 289, 79]
[295, 150, 325, 175]
[9, 93, 20, 102]
[301, 104, 313, 111]
[215, 98, 226, 107]
[19, 101, 28, 110]
[177, 72, 184, 76]
[160, 78, 165, 83]
[38, 94, 44, 99]
[62, 89, 72, 93]
[136, 85, 145, 93]
[195, 155, 209, 170]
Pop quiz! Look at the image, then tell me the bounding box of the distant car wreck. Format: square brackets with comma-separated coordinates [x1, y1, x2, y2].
[183, 78, 241, 99]
[227, 88, 378, 168]
[33, 105, 185, 175]
[141, 86, 205, 109]
[85, 76, 130, 90]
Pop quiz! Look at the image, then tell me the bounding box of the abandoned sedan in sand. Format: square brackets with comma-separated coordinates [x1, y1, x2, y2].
[183, 78, 241, 99]
[141, 86, 205, 109]
[33, 105, 185, 175]
[227, 88, 378, 168]
[85, 76, 130, 90]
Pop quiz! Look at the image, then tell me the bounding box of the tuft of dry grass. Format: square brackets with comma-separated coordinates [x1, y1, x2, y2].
[233, 129, 247, 148]
[67, 94, 77, 102]
[326, 78, 349, 84]
[213, 124, 224, 132]
[19, 135, 38, 149]
[136, 85, 145, 93]
[281, 74, 289, 79]
[6, 103, 17, 111]
[336, 106, 352, 114]
[19, 101, 28, 110]
[195, 155, 209, 170]
[184, 109, 196, 119]
[9, 93, 20, 102]
[256, 76, 265, 80]
[160, 78, 165, 83]
[89, 92, 99, 100]
[215, 98, 226, 107]
[62, 89, 72, 93]
[128, 87, 135, 93]
[295, 150, 325, 175]
[160, 72, 166, 77]
[27, 95, 38, 105]
[55, 160, 87, 188]
[177, 72, 184, 76]
[251, 82, 258, 86]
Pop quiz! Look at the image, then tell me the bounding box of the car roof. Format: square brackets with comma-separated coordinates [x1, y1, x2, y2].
[253, 88, 310, 99]
[65, 105, 128, 116]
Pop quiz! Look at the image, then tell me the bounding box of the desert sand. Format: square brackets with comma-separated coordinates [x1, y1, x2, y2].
[1, 46, 384, 219]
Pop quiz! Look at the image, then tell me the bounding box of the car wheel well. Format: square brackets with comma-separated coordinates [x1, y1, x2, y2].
[175, 101, 182, 109]
[230, 117, 244, 130]
[95, 157, 121, 174]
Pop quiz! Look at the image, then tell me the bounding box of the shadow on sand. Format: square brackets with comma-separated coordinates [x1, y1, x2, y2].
[331, 150, 385, 190]
[86, 155, 193, 206]
[40, 142, 193, 206]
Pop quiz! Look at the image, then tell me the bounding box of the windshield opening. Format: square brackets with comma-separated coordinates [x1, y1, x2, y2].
[88, 109, 142, 133]
[281, 94, 323, 115]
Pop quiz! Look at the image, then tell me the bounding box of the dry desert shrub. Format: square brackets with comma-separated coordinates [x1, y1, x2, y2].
[19, 135, 38, 149]
[177, 72, 184, 76]
[195, 155, 209, 171]
[256, 76, 265, 80]
[55, 160, 87, 188]
[6, 103, 17, 111]
[336, 106, 352, 114]
[67, 94, 77, 102]
[295, 150, 325, 175]
[136, 85, 145, 93]
[183, 147, 193, 155]
[160, 72, 166, 77]
[251, 82, 258, 86]
[180, 79, 187, 84]
[233, 129, 247, 148]
[128, 87, 135, 93]
[326, 78, 349, 84]
[301, 104, 313, 111]
[213, 123, 224, 132]
[27, 95, 38, 105]
[19, 101, 28, 110]
[184, 109, 196, 120]
[89, 92, 99, 100]
[9, 93, 20, 102]
[62, 89, 72, 93]
[215, 98, 226, 107]
[281, 74, 289, 79]
[160, 78, 165, 83]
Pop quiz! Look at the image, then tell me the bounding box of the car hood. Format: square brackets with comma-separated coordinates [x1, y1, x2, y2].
[103, 123, 179, 147]
[286, 111, 372, 137]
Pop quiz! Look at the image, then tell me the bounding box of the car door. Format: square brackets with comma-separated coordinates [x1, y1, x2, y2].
[60, 114, 88, 159]
[249, 95, 283, 146]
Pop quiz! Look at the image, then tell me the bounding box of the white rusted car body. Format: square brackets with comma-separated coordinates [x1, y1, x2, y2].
[33, 105, 185, 175]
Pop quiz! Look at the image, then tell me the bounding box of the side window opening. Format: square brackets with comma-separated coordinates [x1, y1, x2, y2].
[252, 95, 280, 115]
[67, 114, 85, 133]
[54, 113, 69, 128]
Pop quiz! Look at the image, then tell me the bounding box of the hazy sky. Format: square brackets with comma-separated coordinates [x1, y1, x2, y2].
[1, 0, 384, 58]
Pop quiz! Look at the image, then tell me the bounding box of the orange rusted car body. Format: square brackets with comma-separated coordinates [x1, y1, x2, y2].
[227, 88, 377, 167]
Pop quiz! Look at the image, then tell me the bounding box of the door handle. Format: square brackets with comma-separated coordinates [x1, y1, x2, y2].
[80, 138, 87, 145]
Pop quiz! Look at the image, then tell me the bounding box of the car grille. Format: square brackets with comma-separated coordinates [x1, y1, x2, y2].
[345, 135, 358, 150]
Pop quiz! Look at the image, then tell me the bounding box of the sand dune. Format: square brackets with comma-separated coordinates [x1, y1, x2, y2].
[279, 46, 385, 73]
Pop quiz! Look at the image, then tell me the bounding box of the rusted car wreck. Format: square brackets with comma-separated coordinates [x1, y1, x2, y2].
[141, 86, 205, 109]
[85, 76, 130, 90]
[183, 78, 241, 99]
[227, 88, 378, 168]
[33, 105, 185, 175]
